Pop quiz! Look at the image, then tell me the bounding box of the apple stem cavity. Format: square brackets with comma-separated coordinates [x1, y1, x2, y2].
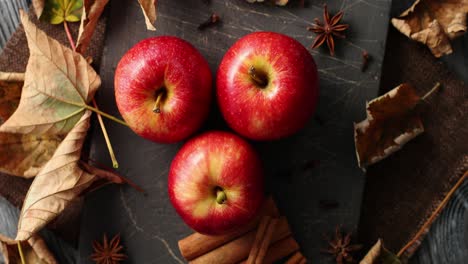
[248, 66, 268, 88]
[215, 188, 227, 204]
[153, 90, 166, 114]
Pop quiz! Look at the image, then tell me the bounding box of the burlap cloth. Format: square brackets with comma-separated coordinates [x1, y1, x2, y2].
[0, 8, 466, 258]
[358, 25, 468, 257]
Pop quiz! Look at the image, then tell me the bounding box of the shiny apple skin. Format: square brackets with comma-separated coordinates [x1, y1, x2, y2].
[168, 131, 264, 235]
[115, 36, 212, 143]
[217, 32, 319, 140]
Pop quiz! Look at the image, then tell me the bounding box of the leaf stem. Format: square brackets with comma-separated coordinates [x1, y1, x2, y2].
[63, 21, 76, 51]
[17, 242, 26, 264]
[83, 104, 128, 127]
[80, 161, 146, 194]
[421, 82, 441, 101]
[92, 99, 119, 168]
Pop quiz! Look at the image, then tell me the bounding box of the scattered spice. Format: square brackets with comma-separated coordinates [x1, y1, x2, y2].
[321, 226, 362, 264]
[307, 4, 349, 56]
[319, 199, 340, 210]
[91, 234, 127, 264]
[361, 50, 370, 72]
[198, 13, 221, 30]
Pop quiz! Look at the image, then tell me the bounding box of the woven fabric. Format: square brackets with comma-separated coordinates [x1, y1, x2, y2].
[358, 26, 468, 256]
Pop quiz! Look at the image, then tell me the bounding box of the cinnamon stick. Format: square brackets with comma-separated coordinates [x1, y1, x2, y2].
[247, 217, 278, 264]
[285, 251, 306, 264]
[179, 197, 279, 261]
[256, 236, 300, 264]
[189, 217, 290, 264]
[246, 216, 271, 264]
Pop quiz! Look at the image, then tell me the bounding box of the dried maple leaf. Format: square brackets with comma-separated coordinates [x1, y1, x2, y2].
[137, 0, 158, 31]
[15, 111, 95, 241]
[76, 0, 110, 54]
[41, 0, 83, 24]
[360, 239, 401, 264]
[0, 11, 100, 136]
[0, 133, 62, 178]
[32, 0, 46, 18]
[0, 233, 58, 264]
[0, 73, 62, 178]
[391, 0, 468, 57]
[354, 83, 440, 169]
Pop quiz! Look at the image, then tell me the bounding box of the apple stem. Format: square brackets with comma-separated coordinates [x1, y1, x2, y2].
[216, 189, 227, 204]
[248, 66, 268, 88]
[153, 92, 164, 114]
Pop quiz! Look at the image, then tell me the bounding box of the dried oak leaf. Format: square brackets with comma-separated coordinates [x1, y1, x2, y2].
[360, 239, 401, 264]
[0, 73, 62, 178]
[391, 0, 468, 57]
[0, 10, 100, 136]
[76, 0, 110, 54]
[137, 0, 157, 31]
[0, 234, 58, 264]
[354, 83, 437, 169]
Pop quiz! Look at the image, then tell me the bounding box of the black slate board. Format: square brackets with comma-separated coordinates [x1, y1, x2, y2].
[78, 0, 392, 263]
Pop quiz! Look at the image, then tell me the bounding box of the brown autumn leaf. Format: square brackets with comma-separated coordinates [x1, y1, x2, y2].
[15, 110, 128, 241]
[137, 0, 157, 31]
[0, 133, 63, 178]
[0, 73, 62, 178]
[0, 10, 100, 136]
[0, 234, 57, 264]
[15, 111, 94, 241]
[360, 239, 401, 264]
[391, 0, 468, 57]
[76, 0, 110, 54]
[354, 83, 440, 169]
[32, 0, 46, 18]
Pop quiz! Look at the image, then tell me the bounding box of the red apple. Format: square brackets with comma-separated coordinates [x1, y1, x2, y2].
[115, 36, 212, 143]
[168, 131, 264, 235]
[217, 32, 319, 140]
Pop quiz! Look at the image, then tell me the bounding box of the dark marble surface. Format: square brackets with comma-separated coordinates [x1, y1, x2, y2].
[76, 0, 393, 263]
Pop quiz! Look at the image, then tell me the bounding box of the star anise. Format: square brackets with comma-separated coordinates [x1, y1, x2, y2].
[321, 226, 363, 264]
[91, 234, 127, 264]
[307, 4, 349, 56]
